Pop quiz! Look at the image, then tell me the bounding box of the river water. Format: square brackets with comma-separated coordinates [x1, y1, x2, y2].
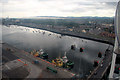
[2, 25, 113, 77]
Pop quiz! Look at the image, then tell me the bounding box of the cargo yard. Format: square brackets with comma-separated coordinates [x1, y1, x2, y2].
[2, 43, 75, 78]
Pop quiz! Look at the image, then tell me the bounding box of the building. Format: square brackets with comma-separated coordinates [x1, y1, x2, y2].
[109, 1, 120, 79]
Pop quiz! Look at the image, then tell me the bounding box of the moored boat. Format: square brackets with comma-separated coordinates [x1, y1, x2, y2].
[52, 52, 74, 70]
[30, 49, 48, 59]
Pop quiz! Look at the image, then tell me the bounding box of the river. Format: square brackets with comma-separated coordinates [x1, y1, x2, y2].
[2, 25, 113, 77]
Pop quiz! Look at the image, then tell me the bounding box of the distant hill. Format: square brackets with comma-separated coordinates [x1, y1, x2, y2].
[26, 16, 114, 19]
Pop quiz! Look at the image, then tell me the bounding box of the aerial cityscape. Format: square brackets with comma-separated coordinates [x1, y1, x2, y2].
[0, 0, 120, 80]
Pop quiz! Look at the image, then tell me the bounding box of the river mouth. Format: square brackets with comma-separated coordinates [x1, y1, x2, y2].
[2, 25, 113, 77]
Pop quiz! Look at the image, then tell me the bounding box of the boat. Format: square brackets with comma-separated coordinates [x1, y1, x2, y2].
[71, 45, 76, 50]
[31, 49, 48, 59]
[52, 52, 74, 69]
[43, 32, 45, 34]
[52, 57, 63, 67]
[98, 52, 102, 58]
[30, 49, 37, 55]
[80, 48, 84, 52]
[41, 52, 48, 59]
[93, 60, 99, 67]
[62, 52, 68, 63]
[64, 61, 74, 70]
[62, 52, 74, 70]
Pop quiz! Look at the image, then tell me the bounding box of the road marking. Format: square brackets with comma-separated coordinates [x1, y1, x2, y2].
[87, 64, 100, 79]
[101, 64, 110, 77]
[17, 59, 24, 63]
[17, 59, 28, 66]
[5, 65, 10, 70]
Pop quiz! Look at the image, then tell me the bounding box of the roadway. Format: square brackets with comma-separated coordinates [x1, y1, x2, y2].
[87, 49, 113, 79]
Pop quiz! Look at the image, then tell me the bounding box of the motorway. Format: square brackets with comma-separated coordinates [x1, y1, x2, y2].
[87, 49, 113, 79]
[2, 43, 75, 78]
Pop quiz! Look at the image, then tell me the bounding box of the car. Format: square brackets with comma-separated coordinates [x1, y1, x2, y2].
[101, 64, 103, 67]
[33, 60, 39, 64]
[94, 72, 97, 75]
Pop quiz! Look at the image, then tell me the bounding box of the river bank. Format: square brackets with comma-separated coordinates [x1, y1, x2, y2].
[4, 24, 114, 45]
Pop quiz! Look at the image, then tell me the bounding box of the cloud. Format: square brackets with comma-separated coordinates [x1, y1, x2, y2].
[105, 2, 117, 8]
[60, 2, 117, 16]
[0, 0, 9, 3]
[0, 0, 119, 18]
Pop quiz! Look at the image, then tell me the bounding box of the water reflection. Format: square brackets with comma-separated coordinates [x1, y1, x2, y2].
[2, 25, 113, 77]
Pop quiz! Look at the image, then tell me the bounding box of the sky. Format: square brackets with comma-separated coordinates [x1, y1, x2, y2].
[0, 0, 119, 18]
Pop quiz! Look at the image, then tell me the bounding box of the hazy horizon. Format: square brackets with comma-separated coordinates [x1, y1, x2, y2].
[0, 16, 115, 19]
